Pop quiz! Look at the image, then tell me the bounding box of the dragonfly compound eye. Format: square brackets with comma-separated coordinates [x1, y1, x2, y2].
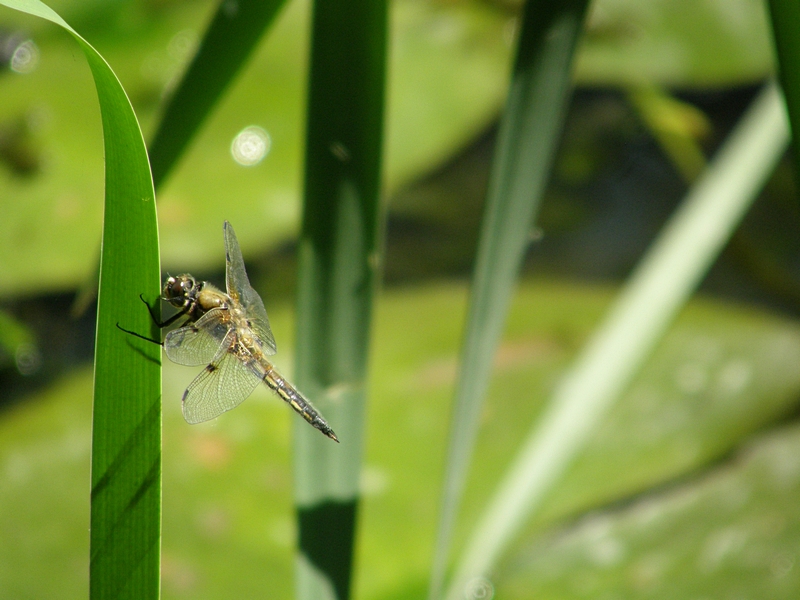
[163, 276, 190, 300]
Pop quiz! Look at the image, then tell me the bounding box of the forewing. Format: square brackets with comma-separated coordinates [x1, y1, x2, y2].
[249, 318, 277, 356]
[163, 308, 229, 366]
[181, 341, 263, 424]
[223, 221, 277, 355]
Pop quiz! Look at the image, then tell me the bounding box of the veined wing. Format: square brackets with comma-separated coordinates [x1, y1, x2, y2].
[223, 220, 277, 355]
[181, 330, 263, 424]
[163, 308, 230, 366]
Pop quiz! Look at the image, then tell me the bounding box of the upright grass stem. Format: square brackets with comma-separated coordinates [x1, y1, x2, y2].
[444, 81, 789, 600]
[148, 0, 287, 188]
[767, 0, 800, 195]
[429, 2, 589, 598]
[293, 1, 388, 598]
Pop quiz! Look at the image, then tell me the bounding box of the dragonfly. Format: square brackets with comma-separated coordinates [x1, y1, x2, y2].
[120, 221, 338, 442]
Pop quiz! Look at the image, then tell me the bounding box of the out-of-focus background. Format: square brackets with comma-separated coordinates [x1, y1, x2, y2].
[2, 0, 800, 598]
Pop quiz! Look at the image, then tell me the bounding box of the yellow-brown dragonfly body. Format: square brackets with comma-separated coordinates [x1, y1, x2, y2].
[157, 221, 338, 441]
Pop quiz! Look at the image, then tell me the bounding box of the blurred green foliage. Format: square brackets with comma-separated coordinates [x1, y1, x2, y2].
[0, 0, 775, 297]
[2, 282, 800, 598]
[1, 0, 797, 599]
[500, 423, 800, 599]
[0, 0, 511, 295]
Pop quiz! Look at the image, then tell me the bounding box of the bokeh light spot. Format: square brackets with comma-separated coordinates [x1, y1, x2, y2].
[10, 40, 39, 74]
[231, 126, 271, 166]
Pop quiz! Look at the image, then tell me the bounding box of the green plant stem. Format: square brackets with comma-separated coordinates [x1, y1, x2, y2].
[429, 2, 589, 598]
[445, 81, 789, 600]
[148, 0, 287, 189]
[293, 0, 387, 599]
[767, 0, 800, 194]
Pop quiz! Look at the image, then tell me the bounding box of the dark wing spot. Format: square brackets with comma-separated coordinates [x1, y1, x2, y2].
[205, 364, 217, 373]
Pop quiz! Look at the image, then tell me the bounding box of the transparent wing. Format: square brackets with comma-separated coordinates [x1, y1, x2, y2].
[163, 308, 230, 366]
[181, 336, 263, 424]
[223, 221, 277, 355]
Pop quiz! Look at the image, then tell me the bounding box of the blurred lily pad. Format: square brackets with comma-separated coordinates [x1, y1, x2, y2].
[577, 0, 773, 86]
[0, 0, 512, 296]
[447, 286, 800, 584]
[1, 281, 798, 598]
[0, 0, 776, 298]
[358, 281, 800, 597]
[498, 423, 800, 598]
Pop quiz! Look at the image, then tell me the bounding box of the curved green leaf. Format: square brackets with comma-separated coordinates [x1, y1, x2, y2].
[0, 1, 162, 597]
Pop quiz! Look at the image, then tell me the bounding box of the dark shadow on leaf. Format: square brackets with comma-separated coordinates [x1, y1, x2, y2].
[297, 499, 358, 599]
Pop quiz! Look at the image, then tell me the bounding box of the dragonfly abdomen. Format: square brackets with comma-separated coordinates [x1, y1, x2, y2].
[262, 366, 339, 442]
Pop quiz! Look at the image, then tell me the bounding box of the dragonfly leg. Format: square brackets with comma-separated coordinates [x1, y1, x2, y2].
[117, 292, 196, 345]
[140, 294, 188, 328]
[115, 322, 162, 346]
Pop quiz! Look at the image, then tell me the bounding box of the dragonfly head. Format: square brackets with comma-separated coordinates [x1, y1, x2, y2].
[162, 274, 200, 309]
